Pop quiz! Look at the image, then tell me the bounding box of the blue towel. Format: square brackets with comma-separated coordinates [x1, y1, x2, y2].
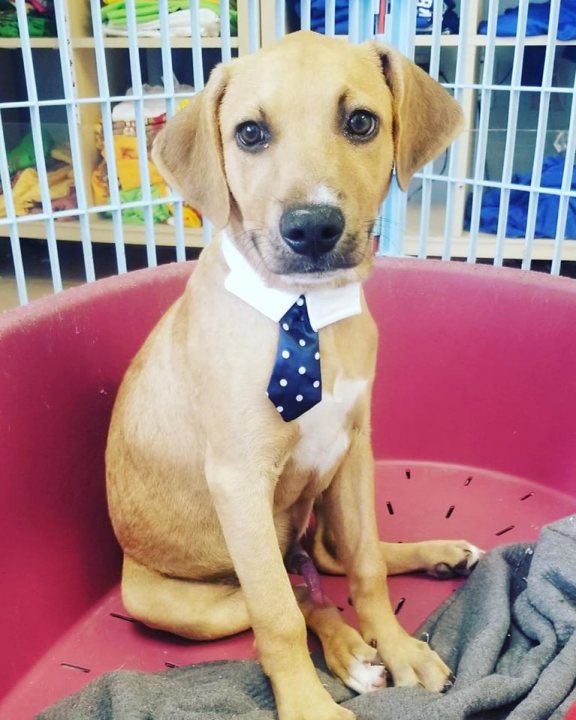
[478, 0, 576, 40]
[465, 154, 576, 239]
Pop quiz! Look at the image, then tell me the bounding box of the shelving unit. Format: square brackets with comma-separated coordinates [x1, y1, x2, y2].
[402, 0, 576, 264]
[0, 0, 253, 256]
[1, 0, 576, 293]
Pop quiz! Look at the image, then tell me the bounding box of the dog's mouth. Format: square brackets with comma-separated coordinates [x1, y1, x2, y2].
[268, 235, 368, 275]
[248, 230, 373, 288]
[246, 204, 375, 283]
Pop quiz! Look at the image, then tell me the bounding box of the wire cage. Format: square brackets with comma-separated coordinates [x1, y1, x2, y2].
[1, 1, 576, 717]
[1, 0, 576, 309]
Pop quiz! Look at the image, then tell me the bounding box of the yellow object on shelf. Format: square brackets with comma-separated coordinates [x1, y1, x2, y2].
[0, 164, 75, 217]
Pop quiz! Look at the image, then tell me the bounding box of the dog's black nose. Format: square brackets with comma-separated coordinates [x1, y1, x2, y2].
[280, 204, 345, 258]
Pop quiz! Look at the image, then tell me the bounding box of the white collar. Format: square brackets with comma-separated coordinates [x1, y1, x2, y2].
[221, 232, 363, 331]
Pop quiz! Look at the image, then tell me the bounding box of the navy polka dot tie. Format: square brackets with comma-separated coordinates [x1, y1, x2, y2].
[267, 296, 322, 422]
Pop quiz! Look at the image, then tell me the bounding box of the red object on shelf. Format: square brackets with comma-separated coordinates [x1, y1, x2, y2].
[2, 258, 576, 718]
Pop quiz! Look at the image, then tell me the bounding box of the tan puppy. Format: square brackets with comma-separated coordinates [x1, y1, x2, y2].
[106, 31, 480, 720]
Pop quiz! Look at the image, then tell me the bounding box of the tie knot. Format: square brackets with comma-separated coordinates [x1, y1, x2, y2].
[280, 296, 312, 335]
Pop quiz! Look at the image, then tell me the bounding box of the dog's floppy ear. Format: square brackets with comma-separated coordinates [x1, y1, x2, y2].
[153, 64, 230, 228]
[370, 42, 464, 191]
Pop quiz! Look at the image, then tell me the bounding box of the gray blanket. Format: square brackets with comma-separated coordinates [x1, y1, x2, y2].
[38, 515, 576, 720]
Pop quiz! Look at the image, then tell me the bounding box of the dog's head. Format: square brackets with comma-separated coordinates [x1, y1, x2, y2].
[153, 31, 463, 290]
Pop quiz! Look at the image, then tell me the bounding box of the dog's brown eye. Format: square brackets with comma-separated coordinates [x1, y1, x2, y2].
[346, 110, 378, 140]
[236, 121, 270, 150]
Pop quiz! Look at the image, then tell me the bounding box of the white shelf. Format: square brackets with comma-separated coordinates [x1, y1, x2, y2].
[404, 202, 576, 261]
[414, 34, 576, 47]
[71, 36, 239, 50]
[0, 219, 205, 248]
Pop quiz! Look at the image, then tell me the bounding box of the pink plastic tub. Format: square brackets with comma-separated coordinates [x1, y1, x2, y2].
[2, 258, 576, 719]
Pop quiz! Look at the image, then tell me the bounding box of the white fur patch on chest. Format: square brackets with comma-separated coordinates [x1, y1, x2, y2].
[293, 377, 367, 477]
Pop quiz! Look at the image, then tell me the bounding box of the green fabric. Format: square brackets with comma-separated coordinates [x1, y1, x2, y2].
[7, 130, 54, 175]
[101, 1, 237, 32]
[102, 2, 189, 25]
[104, 186, 170, 225]
[0, 7, 55, 37]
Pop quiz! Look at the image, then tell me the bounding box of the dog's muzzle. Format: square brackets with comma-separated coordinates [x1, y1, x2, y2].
[280, 204, 345, 260]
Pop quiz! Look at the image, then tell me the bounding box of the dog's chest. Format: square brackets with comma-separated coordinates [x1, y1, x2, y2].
[292, 376, 367, 477]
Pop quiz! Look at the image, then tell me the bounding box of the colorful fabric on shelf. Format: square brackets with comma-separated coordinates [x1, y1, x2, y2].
[478, 1, 576, 40]
[112, 134, 165, 191]
[0, 2, 56, 37]
[91, 161, 110, 207]
[102, 185, 171, 224]
[167, 201, 202, 228]
[100, 0, 237, 37]
[465, 154, 576, 239]
[7, 129, 53, 175]
[0, 163, 75, 217]
[92, 160, 201, 227]
[93, 83, 203, 227]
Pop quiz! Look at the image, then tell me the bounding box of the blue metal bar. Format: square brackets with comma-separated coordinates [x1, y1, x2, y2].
[0, 110, 28, 304]
[248, 0, 260, 52]
[125, 0, 157, 267]
[3, 78, 574, 113]
[190, 0, 206, 91]
[301, 0, 311, 31]
[220, 0, 232, 63]
[14, 0, 63, 292]
[378, 2, 416, 257]
[158, 0, 186, 262]
[53, 0, 96, 283]
[494, 0, 530, 267]
[275, 0, 286, 39]
[90, 0, 127, 274]
[360, 0, 378, 41]
[416, 0, 443, 259]
[552, 72, 576, 275]
[441, 0, 470, 262]
[523, 0, 561, 270]
[467, 0, 499, 263]
[411, 173, 576, 198]
[348, 0, 360, 42]
[325, 0, 336, 36]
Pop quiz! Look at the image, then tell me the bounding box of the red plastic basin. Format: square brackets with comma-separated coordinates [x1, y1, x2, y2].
[1, 258, 575, 718]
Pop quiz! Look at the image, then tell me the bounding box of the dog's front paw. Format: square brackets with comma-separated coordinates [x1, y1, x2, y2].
[321, 622, 386, 694]
[419, 539, 484, 578]
[273, 670, 356, 720]
[381, 633, 451, 692]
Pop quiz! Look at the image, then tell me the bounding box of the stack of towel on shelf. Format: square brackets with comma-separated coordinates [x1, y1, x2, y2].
[91, 85, 202, 227]
[100, 0, 237, 38]
[0, 130, 76, 218]
[0, 0, 56, 38]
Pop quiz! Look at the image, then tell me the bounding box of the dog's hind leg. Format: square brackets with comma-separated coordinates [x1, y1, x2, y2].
[380, 540, 483, 577]
[123, 556, 357, 718]
[120, 555, 251, 640]
[312, 507, 482, 578]
[294, 586, 386, 695]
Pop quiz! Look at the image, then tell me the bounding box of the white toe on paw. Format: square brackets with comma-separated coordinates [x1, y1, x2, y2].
[467, 544, 484, 566]
[431, 541, 485, 578]
[346, 658, 386, 694]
